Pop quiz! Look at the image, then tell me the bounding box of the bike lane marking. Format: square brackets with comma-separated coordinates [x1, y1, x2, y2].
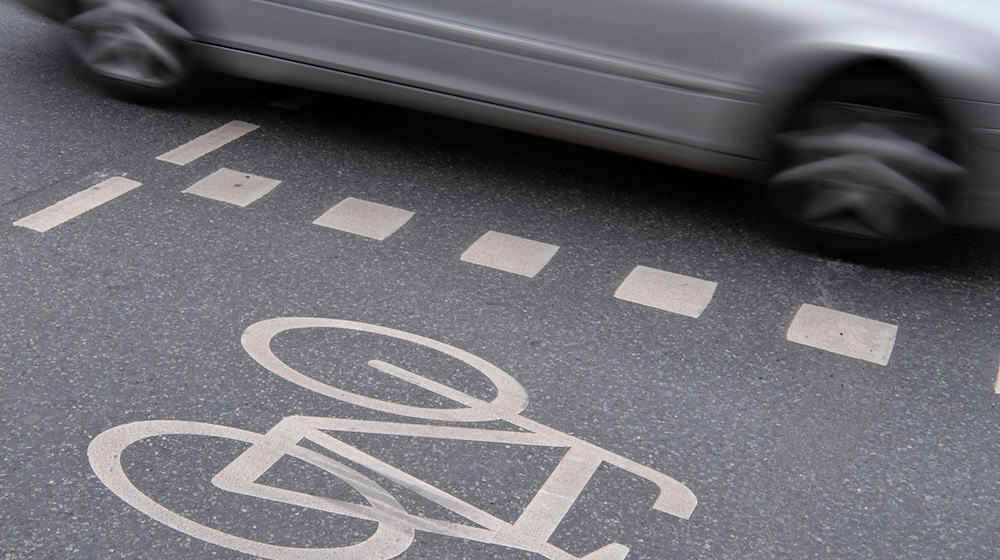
[313, 197, 416, 241]
[89, 420, 416, 560]
[786, 303, 898, 365]
[993, 360, 999, 394]
[86, 317, 698, 560]
[614, 265, 717, 319]
[182, 168, 282, 207]
[156, 121, 259, 166]
[461, 231, 560, 278]
[239, 317, 697, 519]
[13, 176, 142, 232]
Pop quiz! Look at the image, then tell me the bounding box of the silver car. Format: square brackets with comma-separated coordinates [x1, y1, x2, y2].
[17, 0, 1000, 252]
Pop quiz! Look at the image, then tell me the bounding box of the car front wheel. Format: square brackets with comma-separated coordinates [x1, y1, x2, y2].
[67, 0, 196, 102]
[766, 76, 965, 257]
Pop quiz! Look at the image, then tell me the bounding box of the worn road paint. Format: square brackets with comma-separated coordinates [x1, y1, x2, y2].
[89, 317, 697, 560]
[994, 361, 1000, 394]
[156, 121, 259, 166]
[614, 265, 717, 319]
[313, 197, 415, 240]
[183, 168, 282, 207]
[460, 231, 559, 278]
[787, 304, 898, 365]
[13, 177, 142, 232]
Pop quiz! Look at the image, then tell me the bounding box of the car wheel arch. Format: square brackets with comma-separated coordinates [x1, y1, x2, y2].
[712, 39, 974, 168]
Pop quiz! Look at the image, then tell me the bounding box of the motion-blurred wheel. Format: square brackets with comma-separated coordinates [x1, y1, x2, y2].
[67, 0, 196, 102]
[767, 72, 965, 256]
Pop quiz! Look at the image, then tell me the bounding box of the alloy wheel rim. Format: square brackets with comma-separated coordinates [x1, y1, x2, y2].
[768, 102, 964, 242]
[68, 0, 191, 88]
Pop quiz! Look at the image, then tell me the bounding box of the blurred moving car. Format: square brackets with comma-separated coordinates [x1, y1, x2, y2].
[17, 0, 1000, 252]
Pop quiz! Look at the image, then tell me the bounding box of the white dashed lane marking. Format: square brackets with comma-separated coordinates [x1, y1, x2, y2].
[614, 265, 717, 319]
[183, 168, 282, 207]
[19, 116, 940, 374]
[269, 91, 323, 110]
[13, 177, 142, 233]
[460, 231, 560, 278]
[786, 304, 898, 365]
[994, 361, 1000, 394]
[156, 121, 259, 166]
[313, 197, 415, 240]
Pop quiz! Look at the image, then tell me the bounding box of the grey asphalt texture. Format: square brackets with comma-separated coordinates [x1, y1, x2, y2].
[2, 5, 999, 560]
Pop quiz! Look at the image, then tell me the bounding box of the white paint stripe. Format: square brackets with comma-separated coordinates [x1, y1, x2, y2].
[242, 317, 697, 519]
[496, 447, 601, 547]
[302, 425, 509, 531]
[299, 416, 560, 447]
[786, 304, 898, 365]
[89, 317, 700, 559]
[268, 91, 322, 110]
[614, 265, 717, 318]
[182, 168, 281, 207]
[91, 420, 413, 559]
[994, 361, 1000, 394]
[460, 231, 560, 278]
[155, 121, 259, 165]
[313, 198, 415, 240]
[13, 177, 142, 232]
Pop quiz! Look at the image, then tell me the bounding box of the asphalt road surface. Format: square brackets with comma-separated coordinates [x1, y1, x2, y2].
[2, 5, 999, 560]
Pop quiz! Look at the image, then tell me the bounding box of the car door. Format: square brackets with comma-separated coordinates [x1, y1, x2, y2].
[357, 0, 800, 144]
[189, 0, 786, 147]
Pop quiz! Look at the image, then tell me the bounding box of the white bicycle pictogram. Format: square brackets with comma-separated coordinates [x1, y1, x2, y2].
[89, 318, 697, 560]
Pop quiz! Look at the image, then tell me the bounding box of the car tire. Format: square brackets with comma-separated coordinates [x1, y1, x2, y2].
[766, 67, 965, 257]
[66, 0, 198, 103]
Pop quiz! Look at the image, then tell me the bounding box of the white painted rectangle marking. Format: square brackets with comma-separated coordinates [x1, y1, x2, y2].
[183, 168, 281, 207]
[460, 231, 560, 278]
[614, 265, 717, 319]
[787, 304, 898, 365]
[994, 361, 1000, 394]
[156, 121, 259, 165]
[13, 177, 142, 232]
[269, 91, 322, 110]
[313, 197, 414, 240]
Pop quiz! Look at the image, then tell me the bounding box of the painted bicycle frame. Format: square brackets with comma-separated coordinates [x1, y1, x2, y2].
[89, 318, 697, 559]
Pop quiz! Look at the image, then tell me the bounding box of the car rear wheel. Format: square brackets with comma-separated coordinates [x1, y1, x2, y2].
[67, 0, 196, 102]
[766, 71, 964, 257]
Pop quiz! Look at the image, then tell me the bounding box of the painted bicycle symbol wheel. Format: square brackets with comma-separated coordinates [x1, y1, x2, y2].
[90, 318, 532, 559]
[90, 420, 415, 560]
[89, 318, 696, 560]
[240, 317, 531, 422]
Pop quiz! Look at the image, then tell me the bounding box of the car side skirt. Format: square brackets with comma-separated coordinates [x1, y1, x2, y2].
[194, 42, 767, 181]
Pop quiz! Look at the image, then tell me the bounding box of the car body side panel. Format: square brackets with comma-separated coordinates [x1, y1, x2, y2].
[185, 0, 770, 151]
[174, 0, 1000, 229]
[193, 41, 765, 178]
[15, 0, 1000, 229]
[349, 0, 787, 86]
